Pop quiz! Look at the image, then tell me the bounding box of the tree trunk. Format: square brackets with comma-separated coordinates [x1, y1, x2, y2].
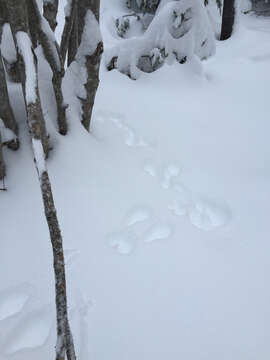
[0, 1, 19, 150]
[6, 2, 77, 358]
[43, 0, 59, 32]
[220, 0, 235, 40]
[77, 0, 103, 131]
[67, 2, 78, 66]
[27, 0, 68, 135]
[60, 0, 77, 65]
[6, 0, 49, 158]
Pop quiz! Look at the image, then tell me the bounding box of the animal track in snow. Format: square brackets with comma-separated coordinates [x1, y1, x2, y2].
[96, 111, 151, 148]
[144, 161, 231, 231]
[108, 230, 137, 255]
[143, 224, 173, 242]
[107, 206, 172, 255]
[125, 205, 152, 226]
[161, 164, 181, 189]
[143, 162, 181, 189]
[3, 306, 53, 354]
[188, 200, 231, 231]
[0, 284, 32, 321]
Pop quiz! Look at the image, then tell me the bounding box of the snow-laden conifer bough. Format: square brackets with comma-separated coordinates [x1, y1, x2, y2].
[0, 0, 103, 359]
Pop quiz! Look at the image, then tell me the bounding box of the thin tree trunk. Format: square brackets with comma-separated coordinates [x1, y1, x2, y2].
[27, 0, 68, 135]
[220, 0, 235, 40]
[77, 0, 103, 131]
[6, 2, 77, 358]
[43, 0, 59, 32]
[60, 0, 77, 65]
[0, 0, 19, 150]
[67, 2, 78, 66]
[6, 0, 49, 158]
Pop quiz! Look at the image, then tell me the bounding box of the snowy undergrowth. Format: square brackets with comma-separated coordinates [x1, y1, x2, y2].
[0, 3, 270, 360]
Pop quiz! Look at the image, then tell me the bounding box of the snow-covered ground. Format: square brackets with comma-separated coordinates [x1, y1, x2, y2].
[1, 3, 270, 360]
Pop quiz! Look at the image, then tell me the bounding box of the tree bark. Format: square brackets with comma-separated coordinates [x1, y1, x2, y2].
[5, 2, 77, 358]
[67, 2, 78, 66]
[0, 0, 19, 150]
[60, 0, 77, 65]
[77, 0, 103, 131]
[27, 0, 68, 135]
[220, 0, 235, 40]
[43, 0, 59, 32]
[6, 0, 49, 158]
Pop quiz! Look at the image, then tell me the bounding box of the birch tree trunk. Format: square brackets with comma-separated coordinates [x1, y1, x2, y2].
[6, 1, 77, 358]
[60, 0, 77, 64]
[43, 0, 59, 32]
[0, 0, 19, 150]
[220, 0, 235, 40]
[6, 0, 49, 158]
[27, 0, 68, 135]
[77, 0, 103, 131]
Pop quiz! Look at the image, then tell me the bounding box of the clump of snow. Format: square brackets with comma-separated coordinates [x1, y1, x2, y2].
[16, 32, 37, 104]
[76, 10, 102, 63]
[32, 138, 46, 175]
[106, 0, 215, 78]
[40, 16, 62, 71]
[0, 119, 17, 143]
[1, 24, 17, 64]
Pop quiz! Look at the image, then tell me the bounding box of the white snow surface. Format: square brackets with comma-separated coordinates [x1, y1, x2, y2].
[1, 2, 270, 360]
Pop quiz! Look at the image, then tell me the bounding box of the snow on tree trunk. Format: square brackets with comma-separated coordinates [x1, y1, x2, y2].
[43, 0, 59, 32]
[220, 0, 235, 40]
[60, 0, 77, 64]
[0, 1, 19, 150]
[6, 0, 49, 158]
[5, 2, 77, 358]
[75, 0, 103, 131]
[28, 0, 68, 135]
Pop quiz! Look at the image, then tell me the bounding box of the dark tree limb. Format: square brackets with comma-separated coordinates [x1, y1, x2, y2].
[43, 0, 59, 32]
[67, 1, 78, 66]
[220, 0, 235, 40]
